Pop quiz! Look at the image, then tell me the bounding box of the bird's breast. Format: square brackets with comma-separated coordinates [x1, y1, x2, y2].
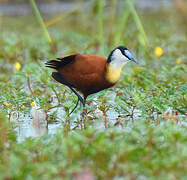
[105, 64, 122, 84]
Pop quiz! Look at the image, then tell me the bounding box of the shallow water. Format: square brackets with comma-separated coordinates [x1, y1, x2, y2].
[11, 104, 186, 142]
[12, 102, 143, 141]
[13, 114, 62, 142]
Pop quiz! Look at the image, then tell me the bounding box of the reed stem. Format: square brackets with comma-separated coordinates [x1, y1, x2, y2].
[114, 2, 130, 46]
[29, 0, 52, 43]
[96, 0, 105, 54]
[126, 0, 148, 46]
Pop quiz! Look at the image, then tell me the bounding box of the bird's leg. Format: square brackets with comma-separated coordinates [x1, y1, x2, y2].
[81, 97, 87, 129]
[68, 86, 86, 129]
[68, 99, 79, 116]
[69, 86, 84, 104]
[67, 85, 87, 129]
[68, 86, 84, 115]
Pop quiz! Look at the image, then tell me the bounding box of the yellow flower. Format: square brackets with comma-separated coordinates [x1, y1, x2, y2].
[155, 46, 163, 57]
[30, 102, 35, 107]
[176, 58, 181, 64]
[14, 62, 21, 71]
[3, 102, 11, 107]
[20, 105, 25, 110]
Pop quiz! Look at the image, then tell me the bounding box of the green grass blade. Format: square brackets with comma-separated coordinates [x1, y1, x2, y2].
[0, 13, 2, 32]
[114, 3, 130, 46]
[29, 0, 52, 43]
[95, 0, 105, 54]
[126, 0, 148, 46]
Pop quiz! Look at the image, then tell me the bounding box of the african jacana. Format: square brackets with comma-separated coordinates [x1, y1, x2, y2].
[45, 46, 137, 115]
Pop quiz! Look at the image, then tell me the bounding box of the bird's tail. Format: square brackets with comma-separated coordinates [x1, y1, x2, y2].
[45, 54, 77, 70]
[45, 60, 61, 70]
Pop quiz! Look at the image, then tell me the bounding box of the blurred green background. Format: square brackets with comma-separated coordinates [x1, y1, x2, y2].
[0, 0, 187, 179]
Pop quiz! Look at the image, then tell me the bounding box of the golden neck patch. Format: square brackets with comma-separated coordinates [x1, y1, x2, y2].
[105, 63, 122, 84]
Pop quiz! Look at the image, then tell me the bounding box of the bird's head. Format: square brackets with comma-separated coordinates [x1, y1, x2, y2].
[107, 46, 138, 68]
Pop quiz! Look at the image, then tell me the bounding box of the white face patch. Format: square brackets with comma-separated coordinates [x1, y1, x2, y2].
[110, 49, 129, 68]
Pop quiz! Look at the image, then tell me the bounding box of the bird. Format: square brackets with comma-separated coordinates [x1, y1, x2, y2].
[45, 46, 137, 115]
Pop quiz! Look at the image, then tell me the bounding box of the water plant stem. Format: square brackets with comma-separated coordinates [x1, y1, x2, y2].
[126, 0, 148, 46]
[29, 0, 52, 43]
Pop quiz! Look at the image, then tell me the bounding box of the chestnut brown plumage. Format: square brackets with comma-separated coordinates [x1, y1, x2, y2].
[45, 46, 137, 114]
